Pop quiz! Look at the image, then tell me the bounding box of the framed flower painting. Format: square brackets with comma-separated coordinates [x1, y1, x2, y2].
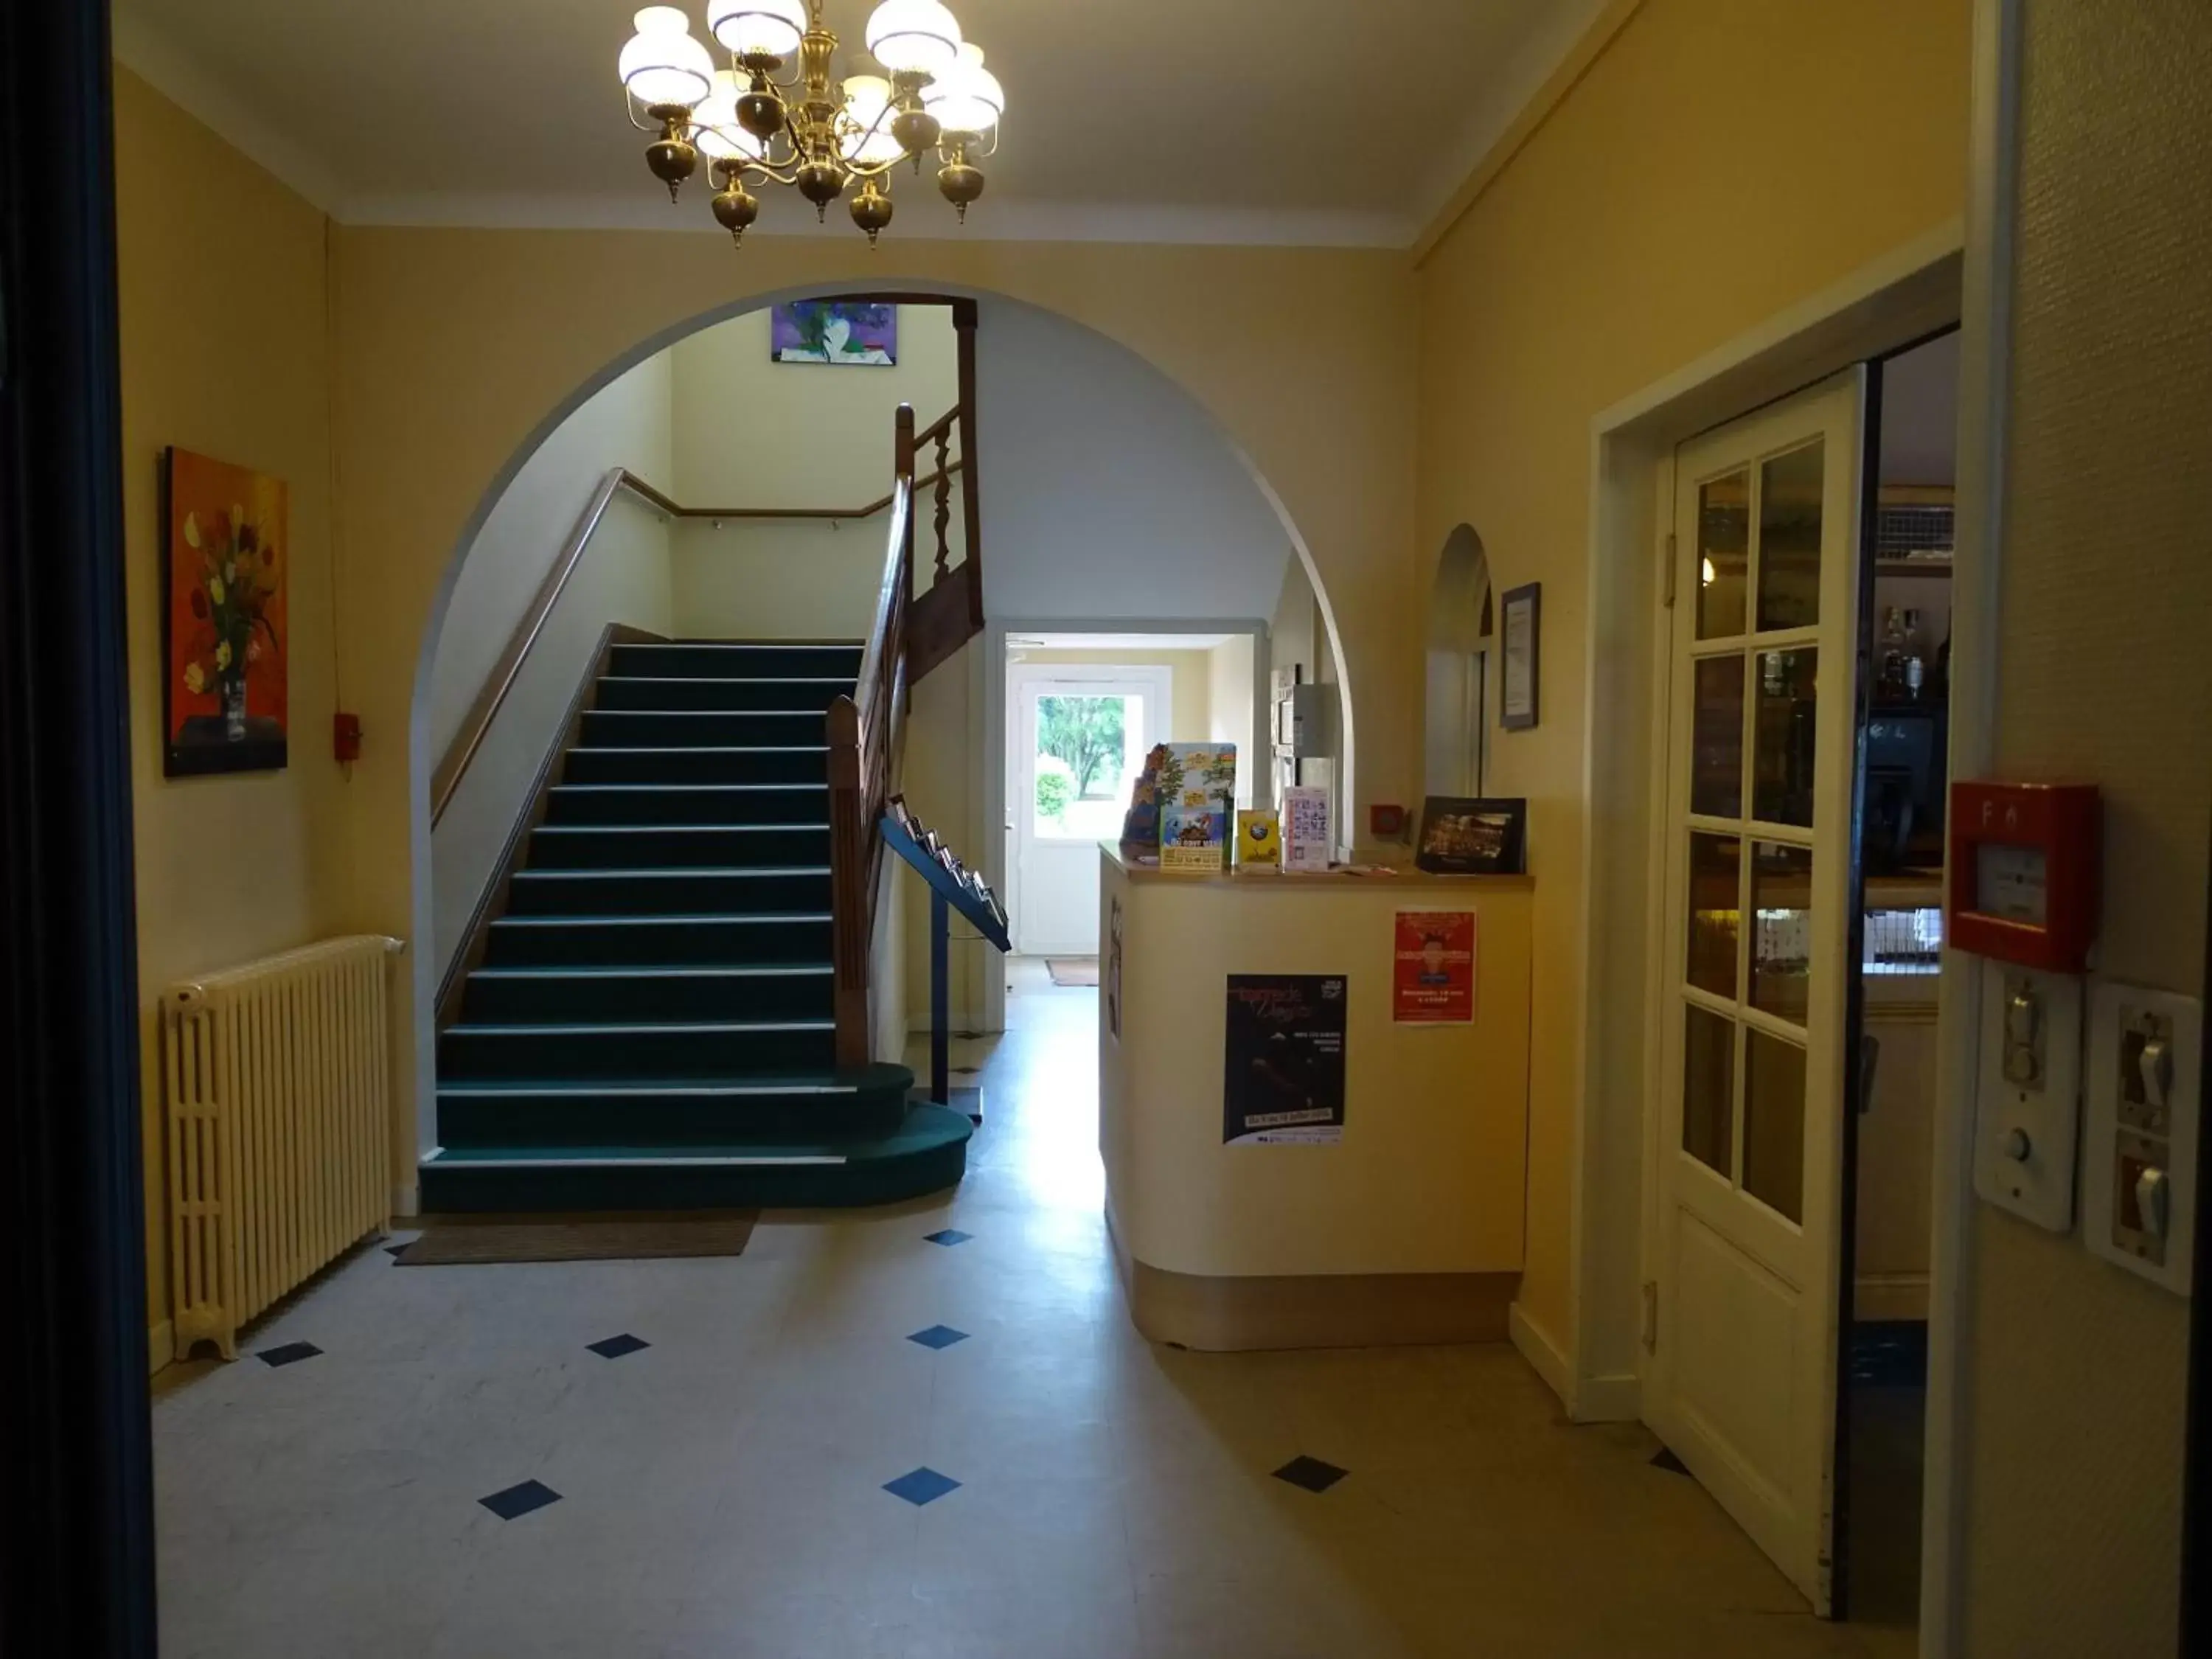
[161, 448, 288, 776]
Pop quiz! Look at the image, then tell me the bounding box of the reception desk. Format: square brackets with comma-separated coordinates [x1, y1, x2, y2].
[1098, 846, 1533, 1351]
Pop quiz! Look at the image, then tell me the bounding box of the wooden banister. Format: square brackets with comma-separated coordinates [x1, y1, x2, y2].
[827, 405, 918, 1069]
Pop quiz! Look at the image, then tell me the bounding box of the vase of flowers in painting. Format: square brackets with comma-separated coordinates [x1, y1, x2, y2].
[178, 507, 279, 747]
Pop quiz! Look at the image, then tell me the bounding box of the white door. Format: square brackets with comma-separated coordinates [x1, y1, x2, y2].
[1012, 670, 1166, 956]
[1645, 373, 1865, 1609]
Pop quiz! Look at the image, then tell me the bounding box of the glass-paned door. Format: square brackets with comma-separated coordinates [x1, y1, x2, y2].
[1646, 373, 1865, 1611]
[1012, 670, 1166, 956]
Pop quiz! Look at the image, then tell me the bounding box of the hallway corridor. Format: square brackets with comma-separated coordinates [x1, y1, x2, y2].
[154, 973, 1893, 1658]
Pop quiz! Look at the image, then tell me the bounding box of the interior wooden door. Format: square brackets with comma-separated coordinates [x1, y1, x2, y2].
[1644, 372, 1867, 1609]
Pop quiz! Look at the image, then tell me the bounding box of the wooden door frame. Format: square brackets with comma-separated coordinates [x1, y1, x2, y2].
[979, 618, 1270, 1035]
[1006, 661, 1173, 957]
[1560, 220, 1978, 1644]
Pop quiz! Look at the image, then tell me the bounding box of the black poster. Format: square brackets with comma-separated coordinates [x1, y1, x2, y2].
[1222, 974, 1347, 1144]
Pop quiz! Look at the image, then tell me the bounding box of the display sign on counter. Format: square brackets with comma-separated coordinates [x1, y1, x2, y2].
[1223, 974, 1348, 1144]
[1393, 911, 1476, 1023]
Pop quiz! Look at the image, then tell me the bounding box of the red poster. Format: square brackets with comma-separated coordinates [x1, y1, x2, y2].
[1394, 911, 1475, 1023]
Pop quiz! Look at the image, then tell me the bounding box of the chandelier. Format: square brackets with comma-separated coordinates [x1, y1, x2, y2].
[617, 1, 1006, 248]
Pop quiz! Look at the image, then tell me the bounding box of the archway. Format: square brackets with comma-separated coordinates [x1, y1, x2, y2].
[403, 283, 1361, 1158]
[1425, 524, 1494, 798]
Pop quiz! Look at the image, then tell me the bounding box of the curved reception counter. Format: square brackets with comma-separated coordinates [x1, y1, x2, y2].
[1099, 846, 1533, 1351]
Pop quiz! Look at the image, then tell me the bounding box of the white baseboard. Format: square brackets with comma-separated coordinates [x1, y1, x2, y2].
[1854, 1273, 1930, 1324]
[1572, 1369, 1642, 1423]
[1509, 1302, 1573, 1405]
[147, 1320, 174, 1376]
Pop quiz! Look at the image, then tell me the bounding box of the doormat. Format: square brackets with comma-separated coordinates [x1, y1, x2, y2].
[1046, 958, 1100, 987]
[395, 1210, 757, 1266]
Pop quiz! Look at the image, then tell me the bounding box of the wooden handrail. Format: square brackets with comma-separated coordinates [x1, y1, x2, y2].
[827, 404, 918, 1069]
[431, 467, 633, 826]
[430, 400, 967, 830]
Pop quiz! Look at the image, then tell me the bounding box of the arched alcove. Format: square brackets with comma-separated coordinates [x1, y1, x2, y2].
[405, 283, 1361, 1152]
[1425, 524, 1494, 797]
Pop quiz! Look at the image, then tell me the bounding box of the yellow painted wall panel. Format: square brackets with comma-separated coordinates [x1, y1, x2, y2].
[1414, 0, 1972, 1343]
[114, 69, 348, 1334]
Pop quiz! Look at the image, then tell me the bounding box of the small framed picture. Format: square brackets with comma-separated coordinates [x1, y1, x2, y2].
[1501, 582, 1541, 731]
[1415, 796, 1527, 875]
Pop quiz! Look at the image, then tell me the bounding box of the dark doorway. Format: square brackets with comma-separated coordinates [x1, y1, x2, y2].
[0, 0, 159, 1652]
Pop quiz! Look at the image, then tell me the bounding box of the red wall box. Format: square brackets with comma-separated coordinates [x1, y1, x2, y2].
[1945, 780, 2100, 973]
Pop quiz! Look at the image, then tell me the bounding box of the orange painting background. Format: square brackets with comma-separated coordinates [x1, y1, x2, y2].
[165, 448, 288, 743]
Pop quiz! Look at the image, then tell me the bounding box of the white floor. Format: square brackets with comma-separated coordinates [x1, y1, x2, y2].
[153, 973, 1900, 1658]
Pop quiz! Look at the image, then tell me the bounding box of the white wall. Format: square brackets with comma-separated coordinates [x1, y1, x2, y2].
[427, 356, 675, 977]
[973, 299, 1298, 620]
[428, 355, 673, 756]
[1207, 635, 1256, 808]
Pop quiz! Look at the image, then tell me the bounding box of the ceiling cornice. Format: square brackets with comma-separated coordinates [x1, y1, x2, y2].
[114, 1, 1605, 257]
[111, 10, 341, 212]
[334, 190, 1413, 249]
[1411, 0, 1646, 265]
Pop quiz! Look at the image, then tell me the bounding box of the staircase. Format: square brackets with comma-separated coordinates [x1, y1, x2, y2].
[420, 639, 973, 1212]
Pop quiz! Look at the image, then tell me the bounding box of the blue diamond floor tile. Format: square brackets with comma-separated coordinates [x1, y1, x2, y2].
[1271, 1455, 1348, 1494]
[588, 1333, 651, 1360]
[906, 1324, 970, 1350]
[883, 1467, 961, 1507]
[257, 1341, 323, 1368]
[923, 1228, 973, 1247]
[479, 1480, 563, 1520]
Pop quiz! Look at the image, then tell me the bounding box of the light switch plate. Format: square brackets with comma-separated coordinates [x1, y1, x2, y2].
[1975, 967, 2083, 1231]
[2083, 981, 2199, 1294]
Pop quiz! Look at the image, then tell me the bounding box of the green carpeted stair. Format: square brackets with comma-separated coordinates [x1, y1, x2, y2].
[422, 640, 970, 1212]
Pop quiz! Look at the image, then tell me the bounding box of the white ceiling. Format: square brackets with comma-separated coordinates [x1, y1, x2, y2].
[113, 0, 1607, 245]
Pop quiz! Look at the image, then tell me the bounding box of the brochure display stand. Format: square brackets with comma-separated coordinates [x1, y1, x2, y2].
[880, 804, 1011, 1121]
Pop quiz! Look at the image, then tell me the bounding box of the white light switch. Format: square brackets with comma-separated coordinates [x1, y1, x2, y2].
[2084, 981, 2199, 1294]
[1975, 967, 2083, 1231]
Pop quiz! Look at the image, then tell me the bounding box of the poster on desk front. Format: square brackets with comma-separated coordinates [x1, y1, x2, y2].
[1393, 911, 1476, 1024]
[1222, 975, 1347, 1144]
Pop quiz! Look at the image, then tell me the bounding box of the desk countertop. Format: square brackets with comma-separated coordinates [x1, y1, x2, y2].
[1102, 842, 1534, 891]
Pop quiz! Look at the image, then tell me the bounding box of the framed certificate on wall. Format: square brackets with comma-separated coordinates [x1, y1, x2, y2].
[1501, 581, 1541, 731]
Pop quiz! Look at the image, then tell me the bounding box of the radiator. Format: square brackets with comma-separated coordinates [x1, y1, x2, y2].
[163, 935, 406, 1360]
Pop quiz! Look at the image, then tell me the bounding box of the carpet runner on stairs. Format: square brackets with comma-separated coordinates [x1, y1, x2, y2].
[422, 640, 970, 1212]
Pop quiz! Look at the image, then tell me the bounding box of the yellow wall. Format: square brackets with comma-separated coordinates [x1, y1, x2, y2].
[114, 69, 347, 1351]
[1958, 0, 2211, 1647]
[1413, 0, 1972, 1348]
[327, 229, 1416, 1181]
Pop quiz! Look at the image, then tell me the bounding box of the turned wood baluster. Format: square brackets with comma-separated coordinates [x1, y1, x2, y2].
[931, 425, 953, 586]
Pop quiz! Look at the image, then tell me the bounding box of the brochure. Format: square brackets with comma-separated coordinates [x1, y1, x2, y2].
[1158, 742, 1237, 872]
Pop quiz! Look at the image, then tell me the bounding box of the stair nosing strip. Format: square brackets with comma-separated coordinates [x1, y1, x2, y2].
[438, 1081, 861, 1097]
[510, 866, 831, 878]
[428, 1153, 850, 1168]
[448, 1020, 835, 1035]
[469, 965, 832, 979]
[491, 913, 833, 925]
[531, 824, 831, 834]
[552, 782, 828, 792]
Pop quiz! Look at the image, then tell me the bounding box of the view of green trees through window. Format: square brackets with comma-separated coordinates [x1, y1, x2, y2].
[1032, 694, 1136, 838]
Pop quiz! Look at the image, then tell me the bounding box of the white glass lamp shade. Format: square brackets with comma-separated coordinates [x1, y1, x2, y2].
[922, 41, 1003, 135]
[706, 0, 808, 59]
[840, 74, 905, 164]
[866, 0, 962, 76]
[697, 71, 768, 161]
[619, 7, 713, 108]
